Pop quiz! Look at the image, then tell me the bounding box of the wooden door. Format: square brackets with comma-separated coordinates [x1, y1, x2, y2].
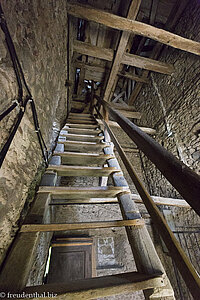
[46, 237, 94, 284]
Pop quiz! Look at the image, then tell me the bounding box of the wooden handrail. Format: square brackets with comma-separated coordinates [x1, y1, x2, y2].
[94, 95, 200, 216]
[95, 105, 200, 299]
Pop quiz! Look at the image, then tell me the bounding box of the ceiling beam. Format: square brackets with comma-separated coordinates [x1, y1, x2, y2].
[73, 40, 175, 75]
[103, 0, 141, 102]
[67, 3, 200, 56]
[118, 71, 149, 84]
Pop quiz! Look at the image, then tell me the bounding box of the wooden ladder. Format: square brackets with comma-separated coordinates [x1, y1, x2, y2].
[0, 112, 174, 299]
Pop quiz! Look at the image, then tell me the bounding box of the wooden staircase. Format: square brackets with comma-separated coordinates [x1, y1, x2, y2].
[0, 112, 174, 299]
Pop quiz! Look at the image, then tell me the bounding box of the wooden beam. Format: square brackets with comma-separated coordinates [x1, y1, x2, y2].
[122, 53, 174, 75]
[97, 119, 156, 135]
[132, 194, 190, 208]
[118, 71, 149, 83]
[38, 186, 129, 199]
[67, 3, 200, 56]
[20, 219, 145, 233]
[116, 110, 142, 119]
[73, 39, 113, 61]
[73, 40, 174, 75]
[47, 165, 120, 177]
[108, 103, 136, 111]
[24, 272, 164, 299]
[104, 0, 141, 101]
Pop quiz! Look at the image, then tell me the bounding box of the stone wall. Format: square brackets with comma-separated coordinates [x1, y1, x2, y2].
[134, 0, 200, 198]
[0, 0, 68, 265]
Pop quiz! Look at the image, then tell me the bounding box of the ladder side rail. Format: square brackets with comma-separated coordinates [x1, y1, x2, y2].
[95, 106, 200, 299]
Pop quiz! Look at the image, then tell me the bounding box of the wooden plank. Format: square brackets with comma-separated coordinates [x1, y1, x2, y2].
[60, 133, 104, 143]
[60, 128, 102, 135]
[67, 119, 97, 125]
[47, 165, 120, 177]
[96, 119, 156, 135]
[59, 140, 108, 152]
[73, 39, 113, 61]
[109, 103, 136, 111]
[64, 123, 99, 129]
[73, 40, 174, 75]
[20, 219, 145, 233]
[69, 113, 93, 117]
[122, 53, 175, 75]
[118, 71, 149, 83]
[23, 272, 164, 298]
[132, 194, 190, 208]
[53, 152, 114, 166]
[49, 198, 118, 205]
[97, 104, 200, 298]
[116, 110, 142, 119]
[38, 186, 129, 199]
[104, 0, 141, 101]
[67, 3, 200, 56]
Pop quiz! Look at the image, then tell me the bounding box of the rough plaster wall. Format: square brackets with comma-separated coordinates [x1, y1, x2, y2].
[0, 0, 68, 265]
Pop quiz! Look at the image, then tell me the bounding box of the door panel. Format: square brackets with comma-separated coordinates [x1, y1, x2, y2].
[47, 238, 93, 283]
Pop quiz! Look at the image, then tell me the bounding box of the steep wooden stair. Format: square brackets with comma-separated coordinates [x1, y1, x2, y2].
[0, 112, 174, 299]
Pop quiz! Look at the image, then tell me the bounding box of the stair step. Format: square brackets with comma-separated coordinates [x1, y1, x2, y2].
[49, 198, 119, 205]
[20, 219, 145, 233]
[68, 115, 94, 120]
[59, 133, 104, 143]
[69, 112, 94, 118]
[46, 165, 120, 177]
[53, 152, 113, 165]
[67, 119, 97, 125]
[59, 140, 108, 152]
[61, 128, 102, 135]
[64, 123, 99, 129]
[38, 186, 129, 199]
[24, 272, 164, 297]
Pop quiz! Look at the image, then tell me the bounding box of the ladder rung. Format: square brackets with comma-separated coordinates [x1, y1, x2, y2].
[67, 119, 97, 125]
[23, 272, 164, 297]
[64, 123, 99, 129]
[59, 133, 104, 143]
[46, 165, 121, 177]
[49, 199, 118, 205]
[61, 128, 102, 135]
[38, 186, 129, 199]
[70, 113, 93, 117]
[59, 140, 108, 152]
[20, 219, 145, 233]
[53, 152, 113, 165]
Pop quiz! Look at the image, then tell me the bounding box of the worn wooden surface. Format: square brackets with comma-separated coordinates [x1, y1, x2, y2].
[67, 2, 200, 56]
[20, 219, 145, 233]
